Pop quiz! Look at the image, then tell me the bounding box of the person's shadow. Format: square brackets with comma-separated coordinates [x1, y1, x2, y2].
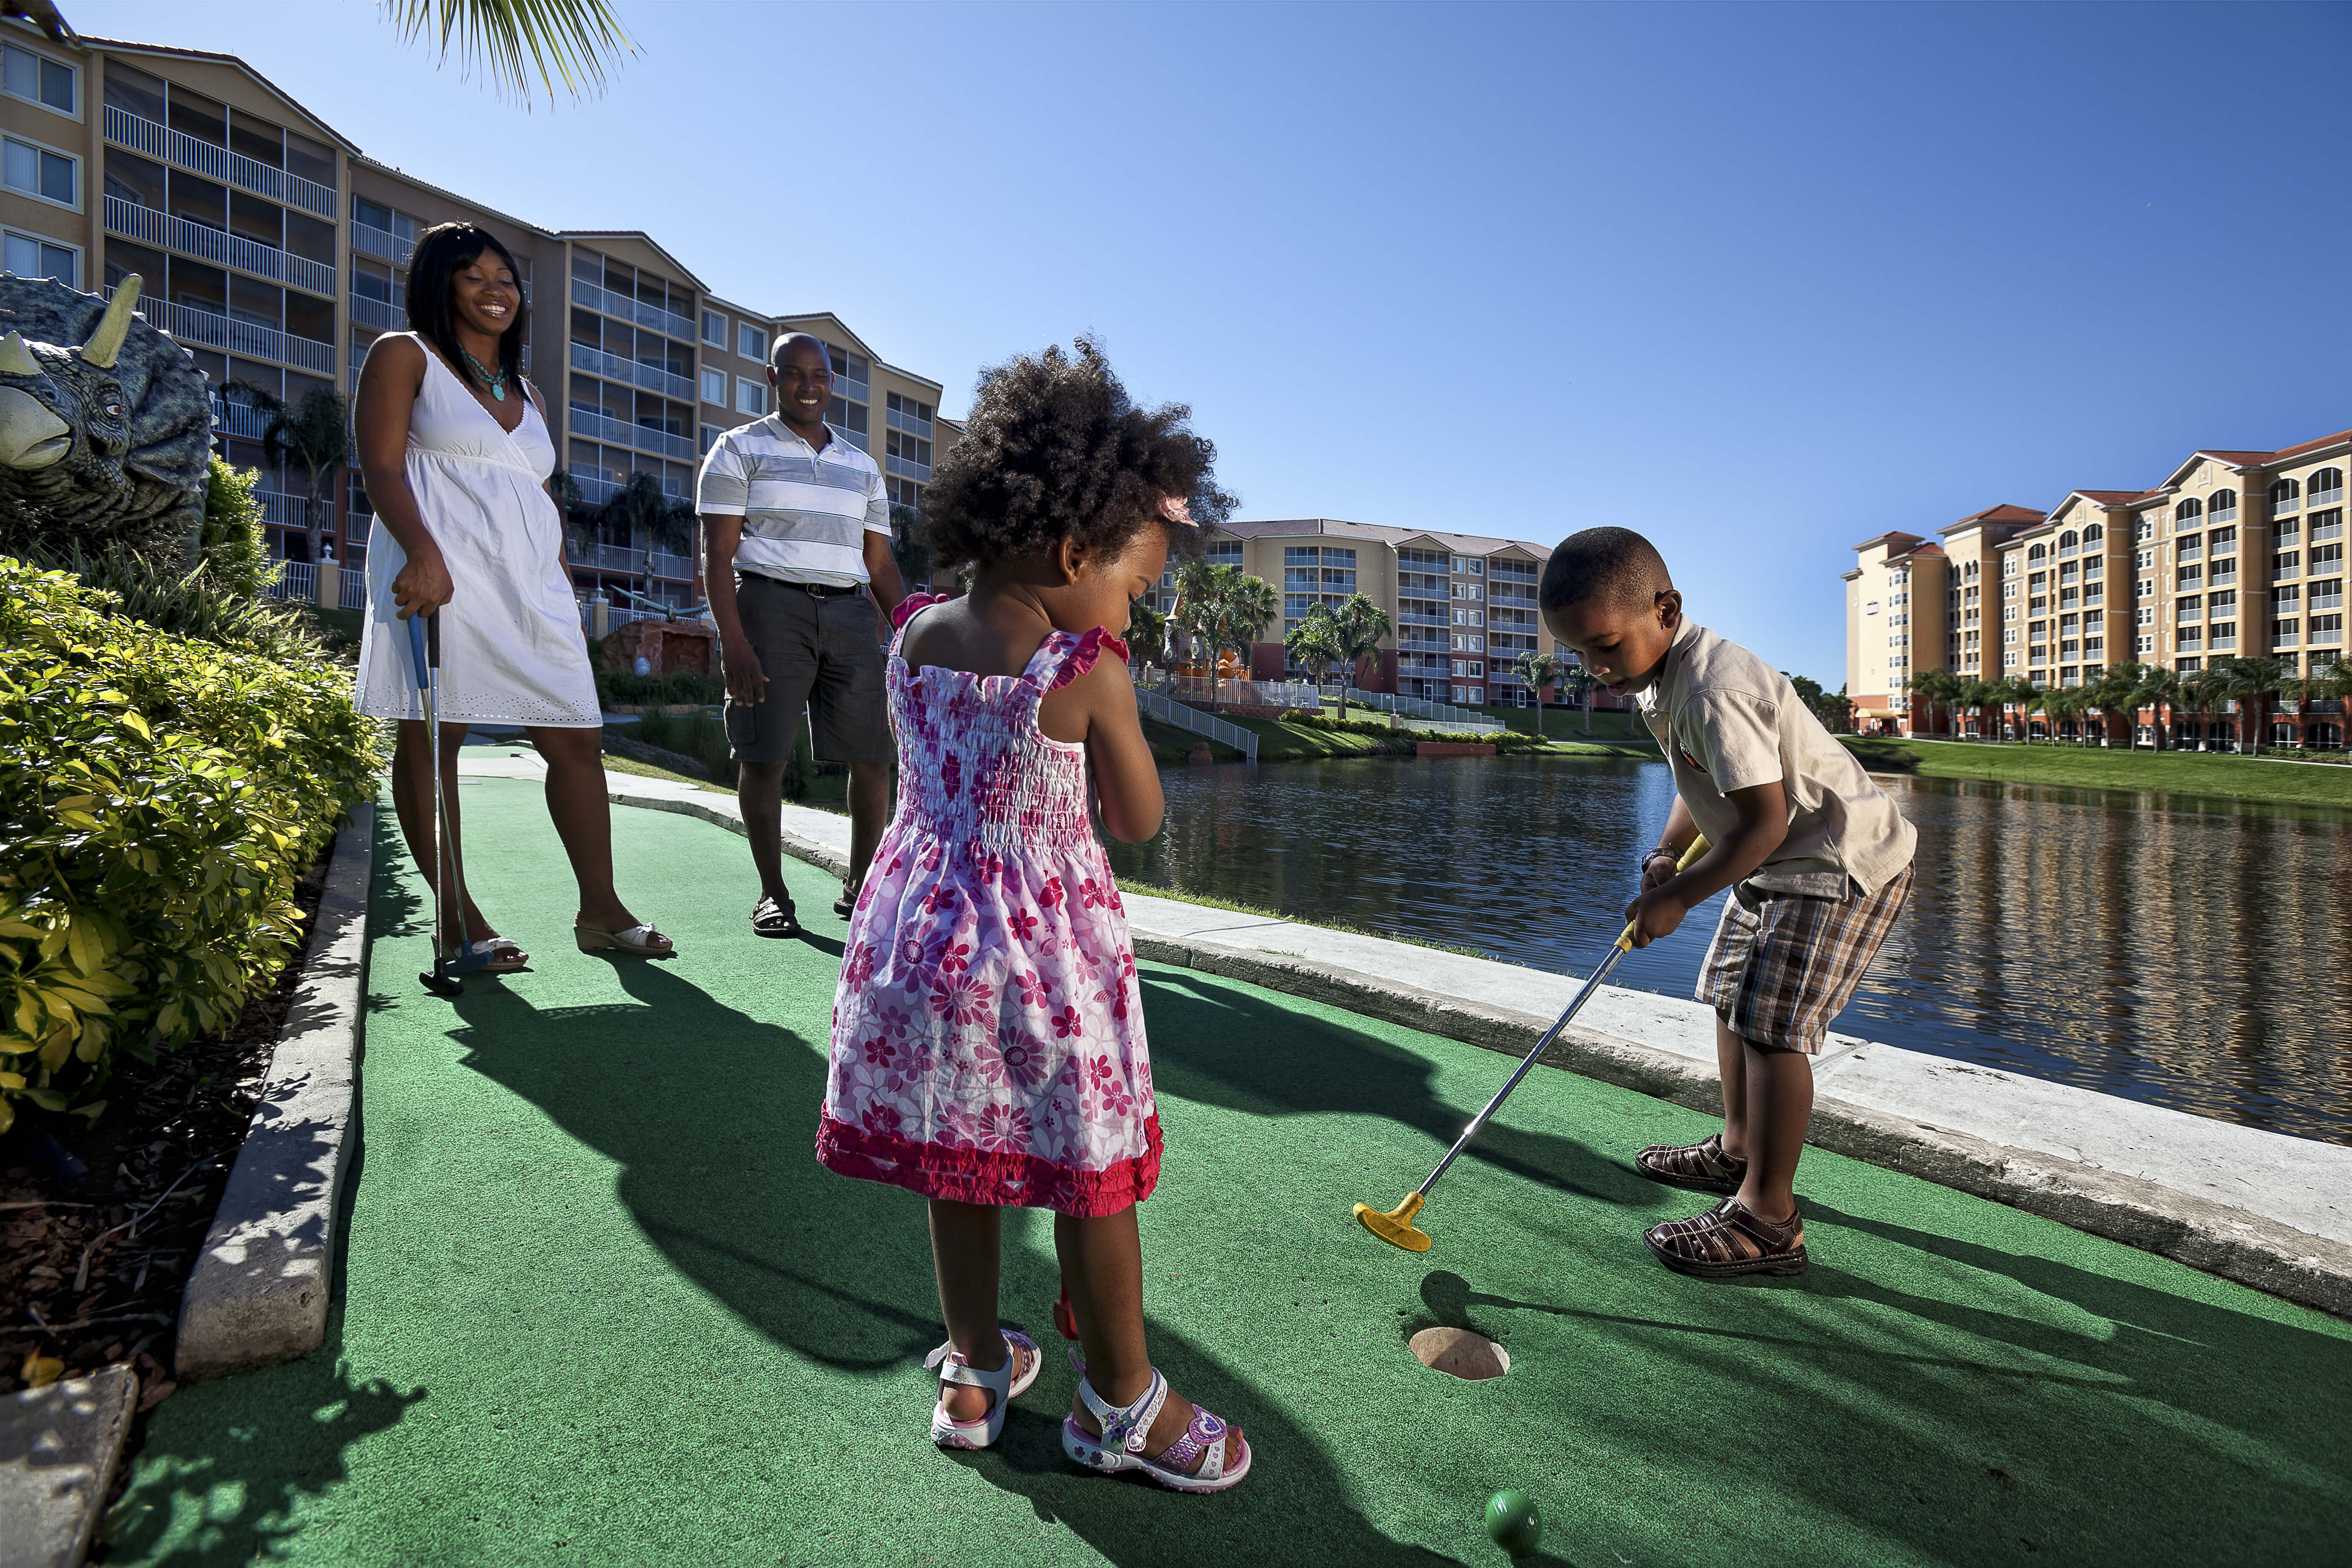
[448, 962, 1457, 1566]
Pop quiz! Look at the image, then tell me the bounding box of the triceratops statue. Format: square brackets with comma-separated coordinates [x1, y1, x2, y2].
[0, 274, 214, 567]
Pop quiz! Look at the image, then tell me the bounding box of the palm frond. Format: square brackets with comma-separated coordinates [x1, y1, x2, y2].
[384, 0, 637, 106]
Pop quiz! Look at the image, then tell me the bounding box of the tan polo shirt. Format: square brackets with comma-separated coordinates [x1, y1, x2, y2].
[1634, 619, 1917, 898]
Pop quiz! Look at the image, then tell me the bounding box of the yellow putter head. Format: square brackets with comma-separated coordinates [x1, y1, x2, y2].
[1354, 1192, 1433, 1251]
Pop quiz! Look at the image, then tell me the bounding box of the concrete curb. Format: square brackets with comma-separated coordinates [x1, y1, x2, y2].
[0, 1366, 137, 1568]
[173, 804, 374, 1380]
[598, 781, 2352, 1320]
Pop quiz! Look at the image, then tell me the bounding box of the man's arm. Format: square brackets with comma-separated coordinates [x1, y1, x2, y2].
[703, 512, 765, 705]
[863, 529, 908, 627]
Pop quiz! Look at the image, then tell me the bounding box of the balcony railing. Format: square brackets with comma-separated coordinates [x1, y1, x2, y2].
[350, 221, 406, 263]
[104, 196, 335, 296]
[566, 406, 696, 461]
[885, 454, 932, 483]
[2208, 568, 2237, 586]
[648, 551, 695, 582]
[2312, 518, 2345, 542]
[833, 373, 870, 405]
[210, 395, 269, 439]
[568, 340, 695, 402]
[2311, 592, 2346, 611]
[103, 104, 336, 219]
[117, 287, 334, 374]
[885, 405, 933, 440]
[257, 489, 329, 533]
[351, 291, 402, 332]
[567, 539, 649, 574]
[2311, 487, 2346, 510]
[570, 277, 695, 343]
[568, 473, 689, 508]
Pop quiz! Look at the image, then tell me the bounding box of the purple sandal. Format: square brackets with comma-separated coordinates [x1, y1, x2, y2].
[1062, 1360, 1251, 1493]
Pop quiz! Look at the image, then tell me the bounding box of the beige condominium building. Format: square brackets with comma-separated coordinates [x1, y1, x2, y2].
[1844, 426, 2349, 746]
[0, 24, 958, 620]
[1181, 519, 1591, 707]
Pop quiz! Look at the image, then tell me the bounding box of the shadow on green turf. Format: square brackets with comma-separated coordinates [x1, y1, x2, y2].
[448, 962, 1456, 1566]
[1139, 972, 1657, 1208]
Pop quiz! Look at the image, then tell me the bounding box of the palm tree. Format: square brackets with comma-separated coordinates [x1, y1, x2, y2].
[1558, 662, 1600, 734]
[1126, 598, 1170, 680]
[2002, 676, 2043, 741]
[1215, 573, 1280, 701]
[2225, 655, 2294, 756]
[1515, 646, 1568, 720]
[1283, 604, 1344, 694]
[1330, 592, 1392, 720]
[1956, 677, 2000, 741]
[2130, 664, 2179, 751]
[227, 381, 349, 566]
[1171, 557, 1227, 695]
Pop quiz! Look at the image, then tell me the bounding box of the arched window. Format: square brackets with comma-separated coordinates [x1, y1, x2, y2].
[2271, 478, 2302, 508]
[2209, 488, 2238, 521]
[2028, 544, 2046, 562]
[2059, 530, 2078, 549]
[2083, 523, 2104, 545]
[2175, 498, 2203, 525]
[2312, 467, 2346, 504]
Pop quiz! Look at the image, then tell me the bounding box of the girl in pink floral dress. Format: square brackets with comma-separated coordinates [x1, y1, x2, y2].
[816, 338, 1251, 1491]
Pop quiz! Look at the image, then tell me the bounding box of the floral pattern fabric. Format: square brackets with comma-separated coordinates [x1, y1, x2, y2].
[816, 597, 1159, 1216]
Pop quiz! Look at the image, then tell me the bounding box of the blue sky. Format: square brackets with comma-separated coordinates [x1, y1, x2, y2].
[87, 0, 2351, 683]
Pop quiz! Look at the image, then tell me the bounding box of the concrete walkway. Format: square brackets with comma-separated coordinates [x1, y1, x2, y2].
[472, 750, 2352, 1315]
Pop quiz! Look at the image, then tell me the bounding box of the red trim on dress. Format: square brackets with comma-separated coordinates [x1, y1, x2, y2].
[815, 1111, 1162, 1218]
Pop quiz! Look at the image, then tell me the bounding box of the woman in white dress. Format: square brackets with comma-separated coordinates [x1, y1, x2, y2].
[353, 223, 672, 966]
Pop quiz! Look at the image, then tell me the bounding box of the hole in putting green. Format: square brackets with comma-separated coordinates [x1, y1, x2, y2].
[1408, 1326, 1509, 1380]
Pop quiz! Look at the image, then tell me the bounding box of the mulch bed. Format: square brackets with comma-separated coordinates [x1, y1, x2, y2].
[0, 838, 336, 1414]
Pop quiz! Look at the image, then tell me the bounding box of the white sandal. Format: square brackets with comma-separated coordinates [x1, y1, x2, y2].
[925, 1329, 1041, 1449]
[1062, 1362, 1251, 1493]
[573, 921, 674, 957]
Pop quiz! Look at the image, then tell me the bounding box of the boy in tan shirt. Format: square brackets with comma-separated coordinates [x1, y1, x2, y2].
[1541, 527, 1916, 1278]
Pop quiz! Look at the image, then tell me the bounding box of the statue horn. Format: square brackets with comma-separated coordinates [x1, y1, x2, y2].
[0, 331, 37, 377]
[80, 275, 141, 369]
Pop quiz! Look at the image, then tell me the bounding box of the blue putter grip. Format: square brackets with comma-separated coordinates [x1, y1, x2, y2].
[405, 612, 430, 687]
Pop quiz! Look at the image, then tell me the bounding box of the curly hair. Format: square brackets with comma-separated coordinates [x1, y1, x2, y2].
[922, 335, 1234, 574]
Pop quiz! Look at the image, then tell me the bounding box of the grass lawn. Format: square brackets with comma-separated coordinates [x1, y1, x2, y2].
[108, 781, 2352, 1566]
[1839, 735, 2352, 810]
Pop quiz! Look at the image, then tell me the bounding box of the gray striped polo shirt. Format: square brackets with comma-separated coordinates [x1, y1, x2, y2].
[696, 415, 891, 587]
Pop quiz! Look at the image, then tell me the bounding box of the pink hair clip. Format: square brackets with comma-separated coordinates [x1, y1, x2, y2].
[1160, 495, 1197, 528]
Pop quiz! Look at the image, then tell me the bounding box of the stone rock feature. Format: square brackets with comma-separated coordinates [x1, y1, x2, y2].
[605, 615, 715, 677]
[1409, 1326, 1511, 1379]
[0, 1365, 138, 1568]
[0, 274, 214, 566]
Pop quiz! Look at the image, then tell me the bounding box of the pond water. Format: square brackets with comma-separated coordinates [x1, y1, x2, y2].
[1106, 755, 2352, 1147]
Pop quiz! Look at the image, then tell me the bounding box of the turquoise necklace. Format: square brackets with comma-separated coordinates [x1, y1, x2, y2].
[461, 347, 509, 401]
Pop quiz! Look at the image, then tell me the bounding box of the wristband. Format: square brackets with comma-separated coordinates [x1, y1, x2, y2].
[1642, 847, 1682, 870]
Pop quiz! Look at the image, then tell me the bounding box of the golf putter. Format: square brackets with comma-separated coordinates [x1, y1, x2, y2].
[407, 611, 491, 997]
[1355, 835, 1711, 1251]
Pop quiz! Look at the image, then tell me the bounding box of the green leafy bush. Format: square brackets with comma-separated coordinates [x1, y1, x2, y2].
[595, 668, 725, 707]
[0, 558, 383, 1131]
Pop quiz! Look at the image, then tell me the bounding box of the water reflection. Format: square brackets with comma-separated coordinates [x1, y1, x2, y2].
[1107, 756, 2352, 1147]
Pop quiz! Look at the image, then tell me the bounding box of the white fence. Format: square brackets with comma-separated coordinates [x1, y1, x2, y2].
[1134, 688, 1258, 762]
[1335, 686, 1505, 734]
[340, 567, 366, 610]
[264, 561, 317, 602]
[1156, 676, 1317, 710]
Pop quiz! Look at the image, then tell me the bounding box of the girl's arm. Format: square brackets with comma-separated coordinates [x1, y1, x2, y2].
[353, 335, 450, 619]
[1046, 651, 1163, 842]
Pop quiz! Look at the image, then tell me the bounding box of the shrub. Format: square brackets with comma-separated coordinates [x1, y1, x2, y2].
[631, 706, 742, 787]
[595, 668, 724, 707]
[0, 559, 383, 1131]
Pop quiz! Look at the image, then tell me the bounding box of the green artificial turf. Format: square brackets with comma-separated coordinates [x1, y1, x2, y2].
[111, 779, 2352, 1566]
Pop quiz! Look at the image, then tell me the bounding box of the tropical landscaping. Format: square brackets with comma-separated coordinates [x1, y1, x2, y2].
[1902, 657, 2352, 755]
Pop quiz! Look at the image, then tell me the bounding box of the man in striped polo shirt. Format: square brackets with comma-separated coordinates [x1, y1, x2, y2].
[700, 332, 908, 939]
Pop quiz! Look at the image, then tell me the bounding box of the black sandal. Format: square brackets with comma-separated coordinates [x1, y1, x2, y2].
[832, 876, 862, 919]
[1634, 1132, 1749, 1196]
[751, 895, 800, 939]
[1645, 1198, 1809, 1279]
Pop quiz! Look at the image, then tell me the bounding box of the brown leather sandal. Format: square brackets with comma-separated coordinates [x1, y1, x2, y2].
[1634, 1132, 1749, 1196]
[1645, 1198, 1809, 1279]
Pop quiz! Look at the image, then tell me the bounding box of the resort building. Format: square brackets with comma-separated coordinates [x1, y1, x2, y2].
[1177, 519, 1597, 707]
[1842, 427, 2349, 747]
[0, 23, 959, 623]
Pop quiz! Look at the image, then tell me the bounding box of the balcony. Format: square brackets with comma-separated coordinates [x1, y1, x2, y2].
[2312, 517, 2346, 542]
[570, 277, 695, 343]
[648, 551, 694, 582]
[2208, 567, 2237, 586]
[114, 286, 333, 374]
[567, 405, 696, 462]
[256, 488, 329, 533]
[2208, 507, 2238, 525]
[833, 372, 870, 405]
[568, 340, 695, 402]
[1489, 590, 1538, 608]
[210, 395, 269, 440]
[103, 104, 336, 219]
[2273, 491, 2302, 513]
[2312, 591, 2346, 612]
[885, 453, 932, 483]
[885, 405, 933, 440]
[350, 291, 402, 332]
[1398, 611, 1449, 628]
[567, 539, 649, 574]
[569, 472, 689, 508]
[2311, 486, 2346, 510]
[104, 196, 335, 296]
[350, 221, 406, 263]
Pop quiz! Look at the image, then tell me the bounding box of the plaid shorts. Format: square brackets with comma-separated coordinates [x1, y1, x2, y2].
[1698, 865, 1913, 1054]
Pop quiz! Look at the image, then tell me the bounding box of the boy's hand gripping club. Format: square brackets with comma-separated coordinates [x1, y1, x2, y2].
[408, 612, 491, 997]
[1354, 836, 1711, 1252]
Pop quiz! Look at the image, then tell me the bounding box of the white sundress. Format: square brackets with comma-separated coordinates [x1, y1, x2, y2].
[355, 337, 601, 727]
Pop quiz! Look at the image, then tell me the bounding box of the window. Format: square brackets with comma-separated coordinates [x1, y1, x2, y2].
[2083, 523, 2104, 545]
[700, 423, 721, 455]
[2209, 489, 2238, 522]
[2, 43, 73, 115]
[699, 367, 726, 406]
[701, 310, 725, 346]
[2173, 498, 2202, 527]
[738, 322, 764, 363]
[3, 135, 75, 207]
[1, 230, 74, 286]
[2311, 468, 2346, 505]
[2135, 516, 2155, 542]
[2274, 551, 2301, 578]
[735, 377, 764, 416]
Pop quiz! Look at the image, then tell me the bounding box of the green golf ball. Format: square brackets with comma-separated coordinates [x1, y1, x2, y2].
[1485, 1489, 1543, 1556]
